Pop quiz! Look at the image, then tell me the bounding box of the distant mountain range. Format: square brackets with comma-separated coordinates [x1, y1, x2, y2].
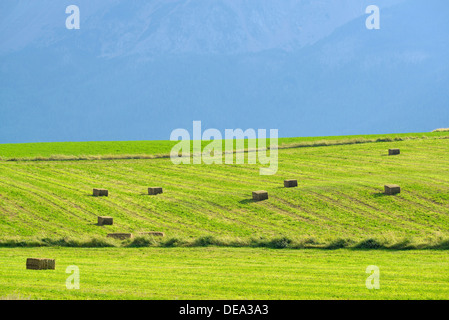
[1, 0, 448, 143]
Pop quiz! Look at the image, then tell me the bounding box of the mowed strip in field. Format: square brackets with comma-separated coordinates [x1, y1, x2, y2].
[0, 133, 449, 246]
[0, 248, 448, 300]
[1, 132, 448, 160]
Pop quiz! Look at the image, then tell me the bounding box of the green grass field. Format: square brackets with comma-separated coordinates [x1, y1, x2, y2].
[1, 131, 447, 160]
[1, 132, 449, 299]
[1, 132, 448, 248]
[1, 248, 448, 300]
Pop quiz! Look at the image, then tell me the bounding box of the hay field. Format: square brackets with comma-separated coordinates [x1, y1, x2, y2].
[0, 132, 448, 248]
[1, 132, 449, 299]
[0, 247, 448, 300]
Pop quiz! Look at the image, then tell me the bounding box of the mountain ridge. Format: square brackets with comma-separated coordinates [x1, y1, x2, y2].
[1, 0, 448, 143]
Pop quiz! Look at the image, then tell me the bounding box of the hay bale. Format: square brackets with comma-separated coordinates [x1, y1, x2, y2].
[384, 184, 401, 195]
[388, 149, 400, 155]
[93, 188, 108, 197]
[252, 190, 268, 201]
[98, 216, 113, 226]
[138, 232, 165, 237]
[107, 233, 133, 240]
[284, 179, 298, 188]
[26, 258, 55, 270]
[148, 187, 163, 195]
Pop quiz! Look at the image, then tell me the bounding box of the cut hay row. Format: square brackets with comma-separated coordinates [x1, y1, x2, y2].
[2, 134, 448, 162]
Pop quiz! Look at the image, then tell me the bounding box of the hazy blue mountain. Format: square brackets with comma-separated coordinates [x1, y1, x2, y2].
[0, 0, 403, 56]
[1, 0, 447, 143]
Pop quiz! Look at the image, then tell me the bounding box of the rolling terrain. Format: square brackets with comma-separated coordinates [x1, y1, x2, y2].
[1, 132, 449, 300]
[2, 0, 448, 301]
[1, 132, 448, 249]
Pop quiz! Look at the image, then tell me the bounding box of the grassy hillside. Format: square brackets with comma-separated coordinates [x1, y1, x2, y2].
[1, 248, 448, 300]
[1, 132, 448, 160]
[0, 132, 449, 248]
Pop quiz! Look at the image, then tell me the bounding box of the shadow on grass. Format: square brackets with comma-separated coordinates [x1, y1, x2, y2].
[372, 192, 400, 198]
[239, 199, 259, 204]
[380, 154, 402, 157]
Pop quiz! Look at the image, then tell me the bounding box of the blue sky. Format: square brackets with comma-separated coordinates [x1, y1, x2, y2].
[0, 0, 448, 143]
